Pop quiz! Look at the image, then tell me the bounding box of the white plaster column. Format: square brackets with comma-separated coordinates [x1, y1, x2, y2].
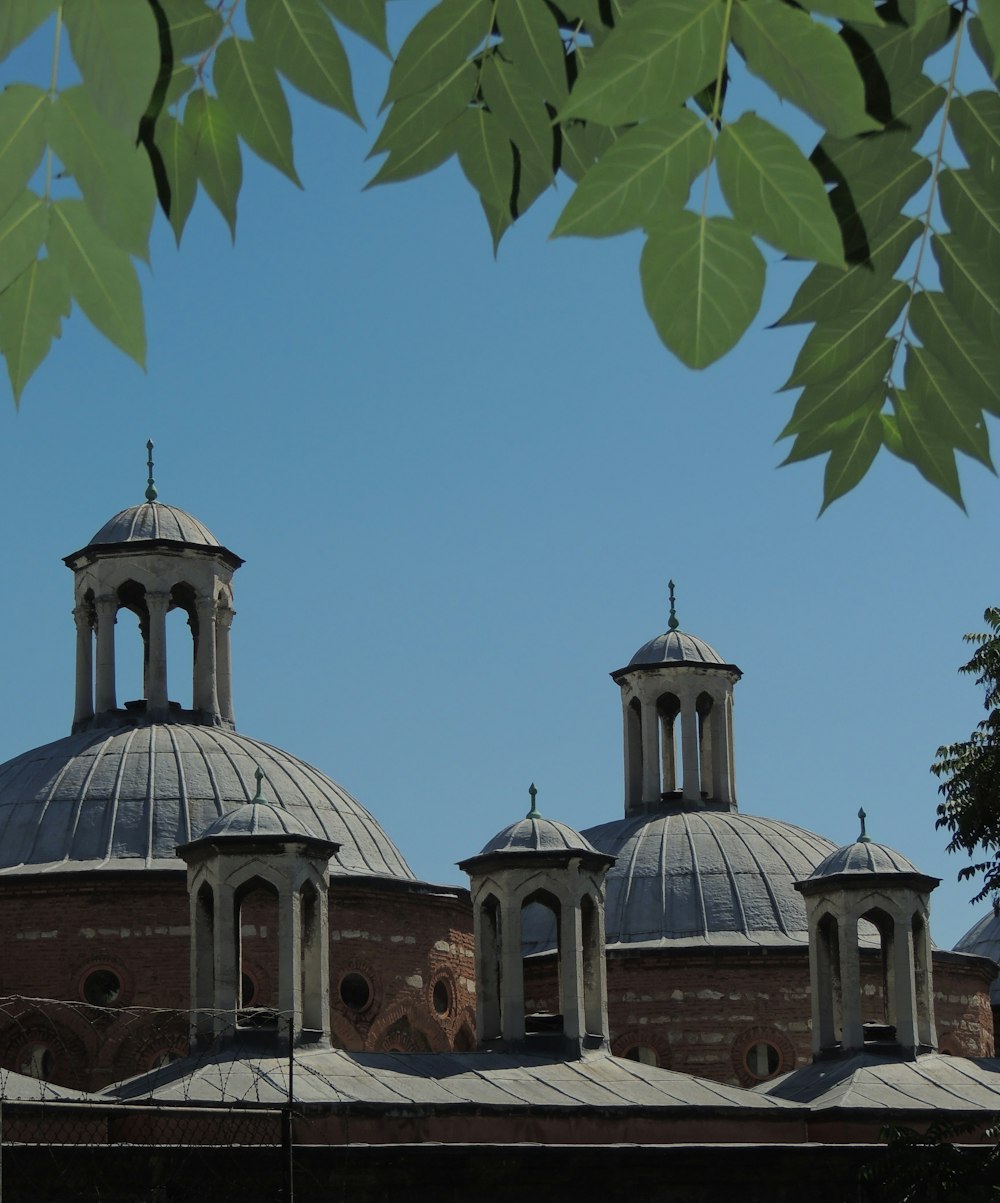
[216, 604, 235, 725]
[94, 595, 118, 714]
[194, 595, 220, 718]
[499, 899, 525, 1042]
[277, 883, 303, 1035]
[659, 710, 676, 795]
[73, 604, 94, 726]
[145, 591, 169, 714]
[710, 697, 731, 804]
[680, 691, 700, 802]
[837, 915, 863, 1051]
[640, 699, 660, 802]
[558, 898, 585, 1040]
[212, 881, 239, 1037]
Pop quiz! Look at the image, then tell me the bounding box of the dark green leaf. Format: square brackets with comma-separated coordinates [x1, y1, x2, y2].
[0, 256, 69, 403]
[825, 145, 930, 254]
[320, 0, 390, 57]
[481, 196, 514, 254]
[881, 411, 903, 457]
[783, 278, 907, 388]
[716, 113, 844, 266]
[558, 0, 725, 125]
[973, 10, 1000, 81]
[553, 109, 709, 238]
[905, 346, 991, 468]
[933, 232, 1000, 348]
[164, 63, 197, 110]
[843, 2, 955, 98]
[497, 0, 568, 102]
[640, 212, 766, 369]
[780, 407, 869, 464]
[950, 93, 1000, 186]
[776, 215, 920, 326]
[384, 0, 487, 107]
[455, 106, 514, 212]
[733, 0, 879, 138]
[48, 86, 156, 262]
[939, 169, 1000, 275]
[159, 0, 223, 60]
[214, 37, 300, 185]
[247, 0, 360, 123]
[479, 56, 554, 195]
[0, 191, 48, 294]
[559, 121, 620, 183]
[47, 198, 145, 366]
[893, 386, 965, 507]
[780, 338, 891, 437]
[0, 85, 48, 223]
[63, 0, 161, 134]
[819, 409, 882, 512]
[183, 90, 242, 239]
[910, 290, 1000, 418]
[153, 113, 197, 245]
[0, 0, 59, 63]
[372, 62, 475, 157]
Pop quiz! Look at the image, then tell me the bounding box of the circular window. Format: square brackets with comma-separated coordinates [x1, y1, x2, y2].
[83, 968, 121, 1007]
[20, 1044, 53, 1080]
[339, 972, 372, 1011]
[744, 1041, 782, 1079]
[432, 979, 451, 1016]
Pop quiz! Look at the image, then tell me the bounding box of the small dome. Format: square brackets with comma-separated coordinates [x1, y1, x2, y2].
[955, 911, 1000, 1005]
[88, 502, 221, 549]
[628, 628, 726, 667]
[479, 814, 598, 857]
[809, 840, 921, 881]
[195, 799, 323, 843]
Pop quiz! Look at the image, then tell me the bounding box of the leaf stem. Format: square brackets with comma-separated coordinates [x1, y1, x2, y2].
[699, 0, 733, 221]
[44, 4, 63, 202]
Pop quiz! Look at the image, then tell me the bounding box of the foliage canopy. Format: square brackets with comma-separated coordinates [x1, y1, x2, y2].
[0, 0, 998, 510]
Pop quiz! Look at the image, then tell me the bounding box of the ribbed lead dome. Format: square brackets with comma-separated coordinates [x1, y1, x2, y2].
[628, 628, 726, 667]
[809, 840, 921, 880]
[88, 502, 221, 548]
[0, 725, 413, 880]
[479, 815, 598, 856]
[955, 911, 1000, 1005]
[582, 809, 837, 948]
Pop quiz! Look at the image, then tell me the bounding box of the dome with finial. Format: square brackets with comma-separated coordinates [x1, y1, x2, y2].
[807, 808, 924, 881]
[186, 767, 329, 845]
[627, 581, 729, 667]
[477, 785, 601, 857]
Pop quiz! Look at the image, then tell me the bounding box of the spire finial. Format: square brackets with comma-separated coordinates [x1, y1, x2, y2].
[252, 766, 267, 804]
[667, 579, 679, 631]
[526, 782, 540, 819]
[145, 440, 157, 502]
[857, 806, 871, 843]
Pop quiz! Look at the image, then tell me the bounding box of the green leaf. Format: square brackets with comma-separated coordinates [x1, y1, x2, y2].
[553, 109, 710, 238]
[481, 196, 514, 254]
[783, 278, 907, 389]
[775, 215, 920, 326]
[152, 114, 197, 246]
[732, 0, 879, 138]
[0, 191, 49, 294]
[558, 0, 725, 125]
[455, 106, 514, 213]
[0, 85, 48, 223]
[559, 121, 620, 183]
[384, 0, 487, 107]
[479, 56, 554, 194]
[320, 0, 389, 57]
[0, 0, 59, 62]
[933, 232, 1000, 348]
[214, 37, 300, 185]
[63, 0, 161, 134]
[821, 142, 931, 255]
[819, 408, 882, 512]
[939, 169, 1000, 275]
[716, 113, 844, 266]
[780, 407, 870, 464]
[184, 91, 242, 238]
[893, 387, 964, 507]
[910, 290, 1000, 418]
[0, 256, 70, 403]
[48, 86, 156, 262]
[159, 0, 223, 60]
[47, 198, 145, 367]
[247, 0, 360, 123]
[880, 412, 903, 458]
[164, 63, 197, 110]
[842, 3, 955, 99]
[904, 345, 992, 468]
[780, 337, 891, 437]
[973, 10, 1000, 81]
[372, 62, 474, 157]
[640, 212, 765, 369]
[497, 0, 568, 102]
[950, 93, 1000, 186]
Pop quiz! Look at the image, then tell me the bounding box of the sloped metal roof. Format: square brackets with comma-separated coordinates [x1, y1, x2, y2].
[88, 502, 221, 548]
[0, 725, 413, 881]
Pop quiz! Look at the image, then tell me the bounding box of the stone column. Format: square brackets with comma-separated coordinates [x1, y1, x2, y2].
[301, 880, 330, 1038]
[216, 604, 235, 725]
[94, 596, 118, 714]
[190, 880, 216, 1047]
[499, 899, 525, 1042]
[194, 595, 219, 719]
[213, 881, 239, 1038]
[475, 898, 502, 1043]
[277, 882, 303, 1037]
[837, 914, 863, 1051]
[680, 691, 700, 802]
[73, 604, 94, 726]
[711, 696, 731, 804]
[559, 898, 585, 1040]
[145, 591, 170, 715]
[640, 700, 660, 803]
[891, 919, 918, 1050]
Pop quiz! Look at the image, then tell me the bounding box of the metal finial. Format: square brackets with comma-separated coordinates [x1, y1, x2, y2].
[857, 807, 871, 843]
[252, 766, 267, 804]
[667, 580, 679, 631]
[145, 440, 157, 502]
[526, 782, 540, 819]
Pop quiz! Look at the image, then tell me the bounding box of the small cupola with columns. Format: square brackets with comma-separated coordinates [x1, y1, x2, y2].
[63, 444, 244, 732]
[613, 583, 741, 815]
[458, 786, 615, 1058]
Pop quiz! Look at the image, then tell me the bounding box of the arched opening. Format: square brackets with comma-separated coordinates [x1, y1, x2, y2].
[193, 882, 214, 1043]
[522, 890, 561, 1035]
[656, 693, 680, 797]
[235, 877, 279, 1029]
[696, 691, 714, 799]
[478, 894, 501, 1041]
[816, 911, 842, 1051]
[167, 582, 197, 710]
[115, 580, 147, 709]
[626, 696, 643, 808]
[859, 906, 896, 1042]
[300, 881, 324, 1034]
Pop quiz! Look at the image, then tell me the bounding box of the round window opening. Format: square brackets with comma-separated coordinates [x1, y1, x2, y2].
[339, 972, 372, 1011]
[624, 1045, 658, 1066]
[83, 968, 121, 1007]
[744, 1041, 781, 1079]
[432, 979, 451, 1015]
[21, 1045, 53, 1080]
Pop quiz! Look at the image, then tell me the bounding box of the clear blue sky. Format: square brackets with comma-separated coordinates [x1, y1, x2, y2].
[1, 6, 996, 949]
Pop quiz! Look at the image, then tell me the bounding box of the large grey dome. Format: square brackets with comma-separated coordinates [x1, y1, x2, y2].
[88, 502, 221, 548]
[955, 911, 1000, 1005]
[583, 809, 837, 948]
[0, 725, 413, 881]
[628, 628, 727, 667]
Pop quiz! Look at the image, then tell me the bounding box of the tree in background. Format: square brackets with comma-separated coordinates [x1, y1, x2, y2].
[0, 0, 999, 509]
